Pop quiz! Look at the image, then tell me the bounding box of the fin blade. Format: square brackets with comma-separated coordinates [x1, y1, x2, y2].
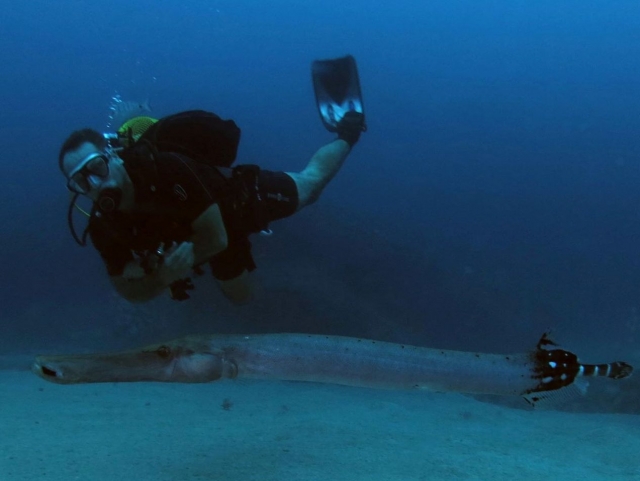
[311, 55, 365, 132]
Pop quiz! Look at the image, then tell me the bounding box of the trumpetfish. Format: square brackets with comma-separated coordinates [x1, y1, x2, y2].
[32, 333, 632, 406]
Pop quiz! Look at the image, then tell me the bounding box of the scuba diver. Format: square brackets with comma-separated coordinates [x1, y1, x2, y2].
[58, 55, 366, 304]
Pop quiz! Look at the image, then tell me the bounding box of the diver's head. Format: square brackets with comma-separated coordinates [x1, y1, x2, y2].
[59, 129, 130, 212]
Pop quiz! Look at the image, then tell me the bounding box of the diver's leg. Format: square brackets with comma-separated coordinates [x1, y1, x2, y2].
[287, 139, 351, 210]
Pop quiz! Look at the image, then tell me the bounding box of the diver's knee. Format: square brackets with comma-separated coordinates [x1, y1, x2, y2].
[296, 186, 323, 210]
[218, 271, 252, 304]
[289, 172, 323, 210]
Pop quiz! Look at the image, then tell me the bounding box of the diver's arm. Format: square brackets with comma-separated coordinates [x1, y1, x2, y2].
[106, 204, 227, 303]
[192, 205, 253, 303]
[109, 244, 196, 302]
[190, 203, 228, 266]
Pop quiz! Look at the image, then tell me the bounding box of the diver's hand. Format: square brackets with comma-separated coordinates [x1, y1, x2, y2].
[157, 242, 195, 285]
[336, 111, 365, 147]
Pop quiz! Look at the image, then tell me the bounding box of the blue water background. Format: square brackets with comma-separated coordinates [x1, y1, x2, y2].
[2, 0, 640, 364]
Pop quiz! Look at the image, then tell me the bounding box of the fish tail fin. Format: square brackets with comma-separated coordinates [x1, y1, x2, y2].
[579, 361, 633, 380]
[522, 332, 633, 408]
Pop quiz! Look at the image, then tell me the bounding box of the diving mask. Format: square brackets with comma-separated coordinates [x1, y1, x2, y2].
[66, 152, 110, 194]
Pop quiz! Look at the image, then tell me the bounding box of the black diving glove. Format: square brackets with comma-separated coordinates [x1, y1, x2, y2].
[169, 278, 195, 301]
[336, 111, 366, 147]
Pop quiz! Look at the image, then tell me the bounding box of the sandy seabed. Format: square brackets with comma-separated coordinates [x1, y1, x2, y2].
[1, 367, 638, 481]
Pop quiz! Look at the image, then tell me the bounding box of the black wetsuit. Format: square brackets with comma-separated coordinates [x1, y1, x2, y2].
[89, 143, 299, 283]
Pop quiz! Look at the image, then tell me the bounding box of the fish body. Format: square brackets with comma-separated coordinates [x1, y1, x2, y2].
[107, 95, 152, 129]
[33, 333, 632, 406]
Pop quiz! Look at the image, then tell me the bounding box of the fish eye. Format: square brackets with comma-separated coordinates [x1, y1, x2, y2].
[156, 345, 171, 358]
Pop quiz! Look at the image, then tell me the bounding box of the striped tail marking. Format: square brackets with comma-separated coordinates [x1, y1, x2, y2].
[579, 361, 633, 380]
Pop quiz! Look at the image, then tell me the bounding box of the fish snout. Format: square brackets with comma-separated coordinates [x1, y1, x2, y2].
[32, 358, 65, 383]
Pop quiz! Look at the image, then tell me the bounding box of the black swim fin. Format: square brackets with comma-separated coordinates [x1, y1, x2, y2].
[311, 55, 365, 133]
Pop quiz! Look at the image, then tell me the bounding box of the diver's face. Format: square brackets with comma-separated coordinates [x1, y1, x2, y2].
[62, 142, 125, 203]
